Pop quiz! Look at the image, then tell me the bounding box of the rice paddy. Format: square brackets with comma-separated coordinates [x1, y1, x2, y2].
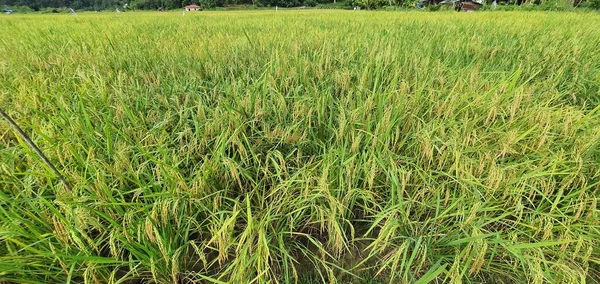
[1, 10, 600, 283]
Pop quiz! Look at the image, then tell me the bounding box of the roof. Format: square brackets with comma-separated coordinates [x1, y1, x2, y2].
[185, 4, 201, 8]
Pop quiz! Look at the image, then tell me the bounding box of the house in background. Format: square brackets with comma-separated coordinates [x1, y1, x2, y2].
[185, 4, 202, 11]
[460, 0, 482, 11]
[438, 0, 482, 11]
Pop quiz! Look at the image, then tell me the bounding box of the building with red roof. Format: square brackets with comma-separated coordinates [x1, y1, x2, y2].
[184, 4, 202, 11]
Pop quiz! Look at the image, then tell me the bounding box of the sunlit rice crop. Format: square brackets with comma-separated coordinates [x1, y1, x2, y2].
[1, 10, 600, 283]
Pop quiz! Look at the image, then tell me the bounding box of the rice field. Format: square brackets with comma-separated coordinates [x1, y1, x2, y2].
[1, 10, 600, 283]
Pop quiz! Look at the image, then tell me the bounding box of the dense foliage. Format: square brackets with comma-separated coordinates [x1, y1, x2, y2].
[0, 0, 320, 11]
[1, 11, 600, 283]
[3, 0, 600, 11]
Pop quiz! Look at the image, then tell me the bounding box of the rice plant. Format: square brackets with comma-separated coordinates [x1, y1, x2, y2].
[1, 10, 600, 283]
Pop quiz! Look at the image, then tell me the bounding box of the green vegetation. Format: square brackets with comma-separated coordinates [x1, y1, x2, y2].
[1, 10, 600, 283]
[4, 0, 600, 13]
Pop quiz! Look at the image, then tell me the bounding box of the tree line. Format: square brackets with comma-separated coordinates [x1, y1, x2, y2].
[1, 0, 332, 10]
[1, 0, 598, 13]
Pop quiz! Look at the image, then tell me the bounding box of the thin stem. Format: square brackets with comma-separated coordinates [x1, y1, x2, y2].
[0, 108, 72, 191]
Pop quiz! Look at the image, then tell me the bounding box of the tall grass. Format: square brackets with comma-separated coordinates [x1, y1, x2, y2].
[1, 10, 600, 283]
